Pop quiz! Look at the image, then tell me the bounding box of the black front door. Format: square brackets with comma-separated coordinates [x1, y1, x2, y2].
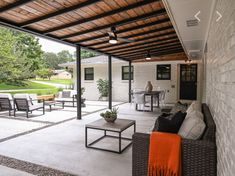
[180, 64, 197, 100]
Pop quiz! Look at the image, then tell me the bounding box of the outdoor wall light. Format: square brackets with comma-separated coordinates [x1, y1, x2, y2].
[145, 51, 151, 60]
[109, 35, 117, 44]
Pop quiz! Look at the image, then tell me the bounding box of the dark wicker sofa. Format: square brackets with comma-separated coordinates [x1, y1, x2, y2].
[132, 103, 217, 176]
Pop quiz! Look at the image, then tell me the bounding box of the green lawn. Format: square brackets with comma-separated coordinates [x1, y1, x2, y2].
[35, 79, 73, 85]
[0, 81, 60, 95]
[4, 89, 59, 95]
[0, 81, 55, 90]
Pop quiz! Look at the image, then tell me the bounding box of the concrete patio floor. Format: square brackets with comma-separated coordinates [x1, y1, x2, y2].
[0, 103, 161, 176]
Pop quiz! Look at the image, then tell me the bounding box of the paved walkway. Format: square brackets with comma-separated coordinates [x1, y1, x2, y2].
[30, 80, 68, 88]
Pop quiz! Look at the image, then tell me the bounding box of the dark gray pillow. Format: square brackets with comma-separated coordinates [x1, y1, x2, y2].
[152, 113, 174, 131]
[170, 102, 188, 114]
[153, 111, 186, 133]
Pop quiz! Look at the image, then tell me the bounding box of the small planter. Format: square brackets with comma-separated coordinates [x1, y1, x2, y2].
[100, 107, 118, 123]
[104, 115, 117, 123]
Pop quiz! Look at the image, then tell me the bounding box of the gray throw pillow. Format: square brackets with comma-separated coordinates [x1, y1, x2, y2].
[170, 102, 188, 114]
[178, 111, 206, 139]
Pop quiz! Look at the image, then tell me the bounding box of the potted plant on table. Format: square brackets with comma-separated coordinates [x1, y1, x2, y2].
[97, 79, 109, 101]
[100, 107, 119, 123]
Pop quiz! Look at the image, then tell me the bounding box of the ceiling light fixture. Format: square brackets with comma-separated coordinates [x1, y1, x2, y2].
[185, 59, 192, 64]
[145, 51, 151, 60]
[109, 35, 117, 44]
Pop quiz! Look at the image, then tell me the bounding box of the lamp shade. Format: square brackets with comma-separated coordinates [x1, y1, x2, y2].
[109, 35, 117, 44]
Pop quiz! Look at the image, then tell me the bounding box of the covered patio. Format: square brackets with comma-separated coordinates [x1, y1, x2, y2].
[0, 0, 235, 176]
[0, 0, 186, 120]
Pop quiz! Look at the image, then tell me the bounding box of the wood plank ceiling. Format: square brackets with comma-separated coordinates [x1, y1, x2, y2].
[0, 0, 186, 61]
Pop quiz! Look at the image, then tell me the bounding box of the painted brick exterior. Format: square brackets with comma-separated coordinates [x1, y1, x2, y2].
[76, 61, 202, 103]
[205, 0, 235, 175]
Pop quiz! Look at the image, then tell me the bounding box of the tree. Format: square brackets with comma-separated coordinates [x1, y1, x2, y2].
[57, 50, 74, 64]
[35, 68, 54, 80]
[74, 49, 99, 59]
[42, 52, 59, 69]
[15, 32, 44, 73]
[0, 28, 24, 85]
[0, 27, 44, 85]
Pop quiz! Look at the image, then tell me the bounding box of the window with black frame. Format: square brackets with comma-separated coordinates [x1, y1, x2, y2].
[84, 67, 94, 80]
[122, 66, 134, 80]
[156, 64, 171, 80]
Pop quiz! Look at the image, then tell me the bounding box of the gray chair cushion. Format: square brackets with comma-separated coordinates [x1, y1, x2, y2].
[29, 103, 43, 111]
[62, 91, 71, 98]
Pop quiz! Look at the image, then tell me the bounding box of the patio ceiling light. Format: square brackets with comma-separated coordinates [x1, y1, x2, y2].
[109, 35, 117, 44]
[145, 51, 151, 60]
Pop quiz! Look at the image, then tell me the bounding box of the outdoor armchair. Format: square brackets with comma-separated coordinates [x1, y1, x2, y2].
[13, 94, 45, 118]
[55, 90, 77, 107]
[0, 93, 14, 116]
[29, 94, 39, 105]
[133, 93, 147, 111]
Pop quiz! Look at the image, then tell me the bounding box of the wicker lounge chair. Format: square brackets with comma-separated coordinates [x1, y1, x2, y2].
[14, 94, 45, 118]
[0, 93, 14, 116]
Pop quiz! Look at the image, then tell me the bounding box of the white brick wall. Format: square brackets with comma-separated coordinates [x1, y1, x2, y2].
[205, 0, 235, 175]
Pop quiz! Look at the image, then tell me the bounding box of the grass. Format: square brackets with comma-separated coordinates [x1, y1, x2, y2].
[0, 81, 60, 95]
[0, 81, 55, 90]
[34, 79, 73, 85]
[2, 88, 59, 96]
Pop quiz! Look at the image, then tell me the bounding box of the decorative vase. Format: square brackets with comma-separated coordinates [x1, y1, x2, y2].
[145, 81, 153, 92]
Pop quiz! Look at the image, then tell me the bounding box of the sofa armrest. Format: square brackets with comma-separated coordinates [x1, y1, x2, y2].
[132, 133, 150, 176]
[182, 139, 217, 176]
[132, 133, 217, 176]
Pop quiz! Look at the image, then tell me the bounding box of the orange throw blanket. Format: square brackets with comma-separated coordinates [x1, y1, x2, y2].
[148, 132, 181, 176]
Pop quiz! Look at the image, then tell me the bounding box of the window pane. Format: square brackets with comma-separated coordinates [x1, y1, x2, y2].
[123, 74, 129, 80]
[85, 74, 93, 80]
[122, 66, 133, 80]
[85, 68, 93, 74]
[157, 64, 171, 80]
[85, 68, 94, 80]
[123, 66, 129, 72]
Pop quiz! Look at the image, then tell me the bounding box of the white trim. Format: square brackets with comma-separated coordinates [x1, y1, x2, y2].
[162, 0, 188, 59]
[203, 0, 218, 54]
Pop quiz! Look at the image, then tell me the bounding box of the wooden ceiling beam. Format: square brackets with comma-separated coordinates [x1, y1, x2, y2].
[96, 33, 178, 51]
[112, 43, 181, 56]
[0, 0, 33, 12]
[133, 53, 186, 62]
[126, 49, 184, 60]
[75, 18, 170, 44]
[41, 0, 159, 34]
[119, 45, 182, 58]
[109, 39, 179, 54]
[20, 0, 101, 27]
[58, 9, 166, 39]
[86, 26, 173, 47]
